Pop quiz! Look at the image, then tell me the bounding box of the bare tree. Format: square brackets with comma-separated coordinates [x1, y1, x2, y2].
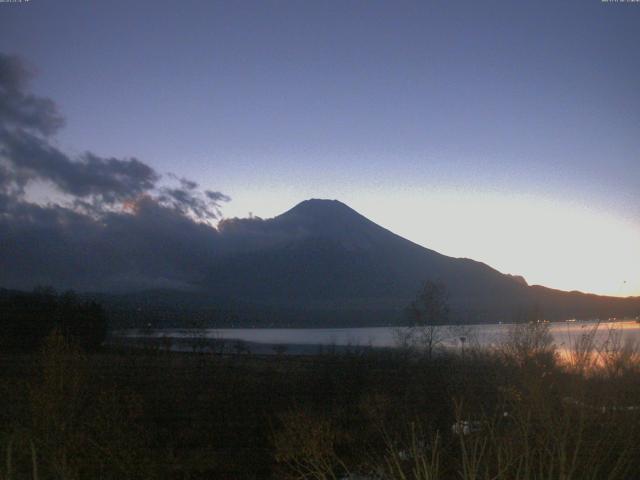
[407, 281, 450, 359]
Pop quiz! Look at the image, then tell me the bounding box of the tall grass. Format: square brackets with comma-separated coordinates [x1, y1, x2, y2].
[273, 322, 640, 480]
[1, 329, 155, 480]
[3, 321, 640, 479]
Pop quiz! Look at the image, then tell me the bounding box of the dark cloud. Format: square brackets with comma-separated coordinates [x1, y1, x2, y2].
[0, 52, 228, 220]
[0, 162, 10, 189]
[0, 53, 231, 291]
[0, 53, 65, 136]
[205, 190, 231, 202]
[0, 52, 158, 208]
[181, 178, 198, 190]
[157, 186, 230, 222]
[1, 129, 159, 204]
[0, 54, 27, 91]
[0, 197, 222, 291]
[167, 173, 198, 191]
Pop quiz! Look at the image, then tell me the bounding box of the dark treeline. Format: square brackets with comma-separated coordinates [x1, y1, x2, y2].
[0, 288, 107, 352]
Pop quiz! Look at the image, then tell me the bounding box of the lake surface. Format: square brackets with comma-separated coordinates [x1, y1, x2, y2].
[114, 320, 640, 355]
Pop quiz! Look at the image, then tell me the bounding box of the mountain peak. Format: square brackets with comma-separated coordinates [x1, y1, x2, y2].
[277, 198, 372, 226]
[273, 198, 394, 251]
[285, 199, 355, 217]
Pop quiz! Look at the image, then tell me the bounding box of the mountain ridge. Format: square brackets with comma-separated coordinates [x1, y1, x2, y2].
[4, 198, 639, 328]
[195, 199, 640, 326]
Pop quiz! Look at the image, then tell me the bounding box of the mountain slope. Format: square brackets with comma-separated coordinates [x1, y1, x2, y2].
[195, 199, 639, 326]
[209, 200, 524, 299]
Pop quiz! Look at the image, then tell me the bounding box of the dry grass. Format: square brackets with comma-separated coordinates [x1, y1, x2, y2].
[2, 322, 640, 479]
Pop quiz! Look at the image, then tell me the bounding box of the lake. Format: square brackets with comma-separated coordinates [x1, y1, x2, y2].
[112, 319, 640, 356]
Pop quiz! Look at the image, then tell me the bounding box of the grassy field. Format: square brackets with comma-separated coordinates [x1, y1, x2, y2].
[2, 324, 640, 479]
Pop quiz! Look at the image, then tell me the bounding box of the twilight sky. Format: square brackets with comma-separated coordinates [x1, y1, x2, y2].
[1, 0, 639, 296]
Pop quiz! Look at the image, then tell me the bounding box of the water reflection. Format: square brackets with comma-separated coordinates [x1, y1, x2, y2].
[117, 320, 640, 359]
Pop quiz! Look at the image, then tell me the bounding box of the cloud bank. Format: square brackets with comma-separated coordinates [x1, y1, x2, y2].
[0, 53, 230, 291]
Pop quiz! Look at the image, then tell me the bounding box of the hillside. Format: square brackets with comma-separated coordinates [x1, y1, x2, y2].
[101, 199, 640, 327]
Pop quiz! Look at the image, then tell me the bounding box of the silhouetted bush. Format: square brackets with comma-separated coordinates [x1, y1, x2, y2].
[0, 288, 107, 352]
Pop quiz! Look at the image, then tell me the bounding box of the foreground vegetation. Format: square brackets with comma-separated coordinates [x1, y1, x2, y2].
[1, 322, 640, 479]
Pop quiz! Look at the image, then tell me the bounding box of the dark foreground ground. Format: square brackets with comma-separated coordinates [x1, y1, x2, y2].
[2, 327, 640, 479]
